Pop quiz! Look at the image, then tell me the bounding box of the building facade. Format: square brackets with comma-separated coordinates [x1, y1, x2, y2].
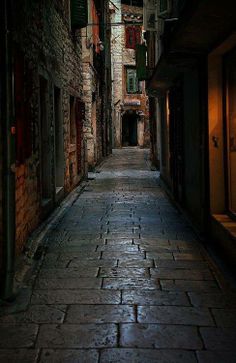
[145, 0, 236, 268]
[82, 0, 112, 170]
[110, 0, 150, 148]
[0, 0, 112, 299]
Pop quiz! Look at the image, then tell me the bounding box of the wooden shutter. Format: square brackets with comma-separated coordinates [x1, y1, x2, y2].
[126, 26, 135, 49]
[127, 69, 138, 93]
[127, 69, 132, 93]
[71, 0, 88, 29]
[160, 0, 168, 12]
[136, 44, 147, 81]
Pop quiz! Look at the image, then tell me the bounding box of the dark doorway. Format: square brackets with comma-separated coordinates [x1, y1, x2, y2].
[122, 112, 138, 146]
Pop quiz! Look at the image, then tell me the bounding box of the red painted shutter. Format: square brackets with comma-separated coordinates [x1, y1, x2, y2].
[130, 27, 136, 49]
[125, 27, 130, 48]
[126, 26, 134, 49]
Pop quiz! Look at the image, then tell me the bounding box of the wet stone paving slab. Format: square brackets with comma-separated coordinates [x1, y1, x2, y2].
[1, 148, 236, 362]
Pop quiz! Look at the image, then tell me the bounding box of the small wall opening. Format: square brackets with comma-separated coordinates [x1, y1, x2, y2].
[122, 112, 138, 146]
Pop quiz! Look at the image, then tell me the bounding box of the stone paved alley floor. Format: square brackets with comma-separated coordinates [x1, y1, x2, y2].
[1, 148, 236, 363]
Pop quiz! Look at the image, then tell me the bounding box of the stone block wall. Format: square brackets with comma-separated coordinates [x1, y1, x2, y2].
[110, 0, 124, 147]
[13, 0, 84, 254]
[81, 3, 106, 170]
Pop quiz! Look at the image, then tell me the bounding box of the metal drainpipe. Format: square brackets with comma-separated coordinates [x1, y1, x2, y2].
[0, 0, 16, 300]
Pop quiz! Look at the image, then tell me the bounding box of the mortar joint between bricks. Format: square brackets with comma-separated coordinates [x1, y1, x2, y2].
[117, 323, 121, 347]
[185, 292, 193, 307]
[63, 305, 70, 324]
[35, 348, 43, 363]
[209, 307, 217, 327]
[134, 304, 138, 323]
[120, 289, 123, 304]
[197, 326, 206, 350]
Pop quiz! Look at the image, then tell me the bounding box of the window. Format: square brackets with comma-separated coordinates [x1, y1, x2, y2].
[125, 26, 141, 49]
[126, 68, 141, 94]
[160, 0, 168, 13]
[70, 0, 88, 29]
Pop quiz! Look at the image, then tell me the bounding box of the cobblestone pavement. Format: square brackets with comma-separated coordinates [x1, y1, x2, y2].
[1, 148, 236, 362]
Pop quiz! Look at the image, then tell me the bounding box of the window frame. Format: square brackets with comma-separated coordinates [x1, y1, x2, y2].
[126, 67, 142, 94]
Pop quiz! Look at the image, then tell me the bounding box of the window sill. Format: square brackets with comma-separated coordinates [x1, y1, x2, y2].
[212, 214, 236, 239]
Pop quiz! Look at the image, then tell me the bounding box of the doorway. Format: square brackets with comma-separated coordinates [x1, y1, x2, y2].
[39, 76, 51, 203]
[224, 47, 236, 215]
[122, 112, 138, 146]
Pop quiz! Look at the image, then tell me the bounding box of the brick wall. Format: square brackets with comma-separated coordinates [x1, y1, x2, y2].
[13, 0, 84, 254]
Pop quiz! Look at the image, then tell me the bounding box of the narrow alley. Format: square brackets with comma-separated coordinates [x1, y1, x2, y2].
[0, 148, 236, 362]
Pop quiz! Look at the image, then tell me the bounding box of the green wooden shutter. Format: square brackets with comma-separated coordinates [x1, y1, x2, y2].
[127, 69, 139, 93]
[160, 0, 168, 13]
[127, 69, 132, 93]
[136, 44, 147, 81]
[71, 0, 88, 29]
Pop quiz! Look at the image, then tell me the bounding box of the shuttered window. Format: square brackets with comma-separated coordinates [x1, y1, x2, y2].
[126, 68, 141, 94]
[70, 0, 88, 29]
[136, 44, 147, 81]
[160, 0, 168, 13]
[125, 26, 141, 49]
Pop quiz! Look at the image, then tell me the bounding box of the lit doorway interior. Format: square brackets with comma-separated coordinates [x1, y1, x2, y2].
[122, 111, 138, 146]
